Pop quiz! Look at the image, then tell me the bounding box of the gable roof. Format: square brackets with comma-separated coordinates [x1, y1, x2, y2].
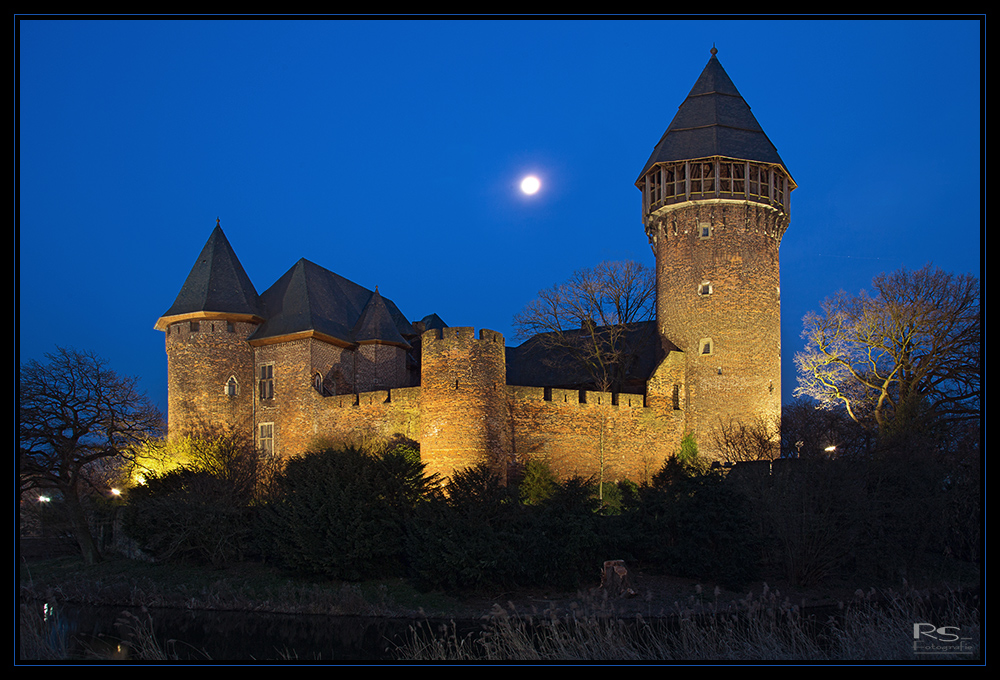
[158, 224, 262, 323]
[636, 49, 791, 182]
[248, 258, 414, 346]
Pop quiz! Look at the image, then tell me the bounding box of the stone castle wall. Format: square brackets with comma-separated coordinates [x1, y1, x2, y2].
[419, 327, 510, 481]
[509, 385, 684, 485]
[164, 323, 743, 481]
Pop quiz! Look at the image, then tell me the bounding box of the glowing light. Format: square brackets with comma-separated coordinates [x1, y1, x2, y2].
[111, 488, 121, 496]
[520, 175, 541, 195]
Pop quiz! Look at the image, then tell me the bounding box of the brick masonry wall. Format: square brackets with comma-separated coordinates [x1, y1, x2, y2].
[253, 339, 314, 458]
[308, 339, 353, 395]
[164, 317, 256, 439]
[355, 342, 407, 393]
[650, 200, 786, 456]
[164, 314, 760, 478]
[420, 327, 510, 481]
[509, 386, 684, 484]
[312, 386, 422, 451]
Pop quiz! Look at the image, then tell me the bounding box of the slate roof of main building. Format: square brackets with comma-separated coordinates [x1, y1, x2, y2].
[636, 50, 792, 182]
[159, 226, 414, 347]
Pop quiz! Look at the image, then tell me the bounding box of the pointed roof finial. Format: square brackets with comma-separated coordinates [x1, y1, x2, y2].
[216, 217, 220, 227]
[710, 44, 717, 56]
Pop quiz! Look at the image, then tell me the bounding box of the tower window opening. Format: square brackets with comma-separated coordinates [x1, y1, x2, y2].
[690, 161, 715, 196]
[699, 281, 713, 296]
[259, 364, 274, 400]
[225, 376, 238, 397]
[718, 161, 746, 195]
[699, 338, 714, 356]
[190, 320, 200, 332]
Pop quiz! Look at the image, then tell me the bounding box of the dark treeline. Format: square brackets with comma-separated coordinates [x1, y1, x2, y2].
[114, 415, 980, 591]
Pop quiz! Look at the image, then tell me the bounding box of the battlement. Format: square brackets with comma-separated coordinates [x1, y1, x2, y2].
[421, 326, 505, 348]
[508, 385, 646, 409]
[324, 386, 421, 408]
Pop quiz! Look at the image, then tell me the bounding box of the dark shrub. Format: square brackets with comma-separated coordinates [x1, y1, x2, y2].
[261, 446, 439, 581]
[124, 467, 257, 566]
[122, 433, 272, 566]
[623, 456, 760, 589]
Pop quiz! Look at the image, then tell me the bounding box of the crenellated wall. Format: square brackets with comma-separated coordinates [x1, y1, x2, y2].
[508, 382, 684, 485]
[419, 327, 510, 481]
[310, 385, 422, 452]
[166, 324, 704, 481]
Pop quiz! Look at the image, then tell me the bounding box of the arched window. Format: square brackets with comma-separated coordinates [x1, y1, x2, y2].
[225, 376, 238, 397]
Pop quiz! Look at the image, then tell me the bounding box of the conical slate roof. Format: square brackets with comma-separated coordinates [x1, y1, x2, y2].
[159, 224, 262, 321]
[248, 259, 414, 345]
[419, 313, 448, 332]
[353, 288, 411, 347]
[637, 49, 791, 182]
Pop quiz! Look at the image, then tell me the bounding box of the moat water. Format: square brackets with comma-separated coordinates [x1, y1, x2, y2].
[31, 601, 475, 661]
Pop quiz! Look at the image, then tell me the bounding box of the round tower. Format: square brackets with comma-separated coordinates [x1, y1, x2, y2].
[155, 222, 264, 439]
[419, 327, 509, 481]
[637, 49, 795, 452]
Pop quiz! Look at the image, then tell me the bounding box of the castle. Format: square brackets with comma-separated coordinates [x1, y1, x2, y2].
[155, 49, 794, 483]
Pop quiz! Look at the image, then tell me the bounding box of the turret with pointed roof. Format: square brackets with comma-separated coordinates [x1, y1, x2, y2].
[157, 221, 427, 443]
[636, 47, 794, 229]
[157, 221, 262, 439]
[637, 46, 790, 178]
[640, 48, 793, 455]
[155, 221, 263, 330]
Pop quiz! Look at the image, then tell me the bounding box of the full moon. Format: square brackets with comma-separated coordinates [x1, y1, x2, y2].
[520, 175, 541, 195]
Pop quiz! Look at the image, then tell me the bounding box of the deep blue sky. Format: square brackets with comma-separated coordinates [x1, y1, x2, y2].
[18, 18, 982, 416]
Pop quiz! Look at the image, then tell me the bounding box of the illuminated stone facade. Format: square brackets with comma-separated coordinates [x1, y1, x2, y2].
[156, 50, 793, 480]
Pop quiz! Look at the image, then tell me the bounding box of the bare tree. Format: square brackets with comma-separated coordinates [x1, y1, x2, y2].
[513, 260, 656, 393]
[19, 347, 163, 564]
[712, 416, 780, 463]
[795, 265, 980, 438]
[514, 261, 656, 499]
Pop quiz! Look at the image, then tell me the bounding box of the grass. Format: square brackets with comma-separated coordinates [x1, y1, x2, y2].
[400, 586, 981, 662]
